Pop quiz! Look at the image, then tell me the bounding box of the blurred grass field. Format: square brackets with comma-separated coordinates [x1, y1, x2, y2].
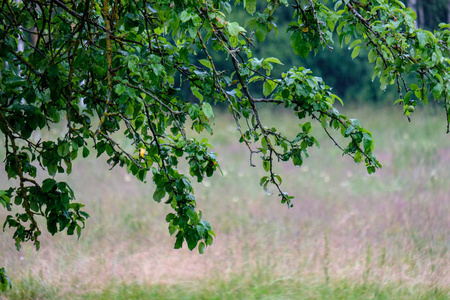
[0, 104, 449, 299]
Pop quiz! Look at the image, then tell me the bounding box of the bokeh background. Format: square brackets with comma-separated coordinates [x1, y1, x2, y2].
[1, 1, 450, 299]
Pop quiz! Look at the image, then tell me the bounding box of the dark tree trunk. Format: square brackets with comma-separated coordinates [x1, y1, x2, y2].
[407, 0, 418, 28]
[417, 0, 425, 28]
[448, 0, 450, 24]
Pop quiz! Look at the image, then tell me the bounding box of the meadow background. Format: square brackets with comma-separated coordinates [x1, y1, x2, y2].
[0, 104, 449, 299]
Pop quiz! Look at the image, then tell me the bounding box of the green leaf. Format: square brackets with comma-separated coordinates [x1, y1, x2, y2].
[409, 84, 419, 91]
[196, 224, 205, 236]
[180, 11, 191, 23]
[320, 115, 328, 128]
[169, 223, 177, 235]
[227, 22, 245, 36]
[302, 122, 312, 134]
[57, 142, 70, 157]
[349, 39, 361, 49]
[166, 213, 176, 222]
[96, 142, 106, 157]
[192, 87, 204, 102]
[42, 179, 56, 193]
[261, 137, 268, 151]
[264, 57, 283, 65]
[174, 233, 184, 249]
[363, 133, 374, 152]
[114, 84, 126, 95]
[416, 31, 428, 48]
[106, 144, 114, 156]
[263, 159, 270, 172]
[368, 49, 377, 63]
[291, 32, 311, 58]
[354, 150, 363, 163]
[432, 83, 443, 99]
[198, 241, 206, 254]
[82, 147, 90, 158]
[186, 231, 198, 250]
[245, 0, 256, 14]
[0, 191, 10, 208]
[206, 234, 213, 246]
[351, 46, 361, 60]
[199, 59, 212, 69]
[344, 125, 355, 136]
[255, 24, 268, 42]
[274, 174, 282, 185]
[0, 268, 12, 292]
[202, 103, 214, 122]
[5, 76, 26, 88]
[260, 176, 268, 186]
[187, 209, 197, 222]
[153, 188, 165, 203]
[263, 80, 276, 96]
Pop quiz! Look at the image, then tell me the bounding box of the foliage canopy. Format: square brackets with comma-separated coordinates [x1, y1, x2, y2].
[1, 0, 450, 289]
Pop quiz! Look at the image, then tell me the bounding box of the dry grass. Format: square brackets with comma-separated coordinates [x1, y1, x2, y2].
[0, 105, 449, 298]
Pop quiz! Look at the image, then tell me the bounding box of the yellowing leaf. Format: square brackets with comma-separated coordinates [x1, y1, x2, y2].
[139, 148, 146, 158]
